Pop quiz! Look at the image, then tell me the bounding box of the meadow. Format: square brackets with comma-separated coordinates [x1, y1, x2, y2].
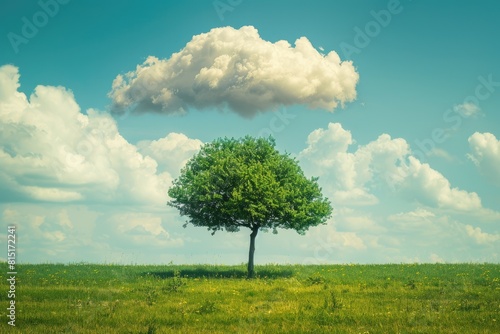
[0, 262, 498, 333]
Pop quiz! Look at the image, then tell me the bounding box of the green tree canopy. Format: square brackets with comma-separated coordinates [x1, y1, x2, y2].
[168, 136, 332, 277]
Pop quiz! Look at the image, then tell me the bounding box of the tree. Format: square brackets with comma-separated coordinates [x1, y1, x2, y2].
[168, 136, 332, 278]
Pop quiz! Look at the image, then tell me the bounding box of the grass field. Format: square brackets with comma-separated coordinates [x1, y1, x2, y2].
[1, 262, 499, 333]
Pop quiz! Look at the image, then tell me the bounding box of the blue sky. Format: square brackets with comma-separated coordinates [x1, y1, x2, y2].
[1, 0, 499, 265]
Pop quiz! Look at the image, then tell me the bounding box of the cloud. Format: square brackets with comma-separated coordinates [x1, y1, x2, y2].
[1, 63, 498, 265]
[298, 123, 408, 206]
[468, 132, 500, 186]
[388, 208, 435, 224]
[453, 102, 481, 117]
[465, 225, 500, 244]
[387, 208, 449, 238]
[299, 122, 483, 211]
[1, 205, 101, 259]
[108, 26, 359, 118]
[427, 148, 454, 161]
[304, 222, 367, 257]
[296, 123, 500, 263]
[0, 204, 185, 262]
[298, 123, 379, 205]
[429, 253, 445, 263]
[400, 157, 482, 211]
[384, 208, 500, 262]
[333, 208, 384, 233]
[0, 65, 204, 206]
[107, 212, 184, 248]
[137, 133, 202, 176]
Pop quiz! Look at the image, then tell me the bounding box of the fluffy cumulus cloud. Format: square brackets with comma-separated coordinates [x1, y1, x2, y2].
[137, 133, 202, 176]
[109, 26, 359, 117]
[468, 132, 500, 186]
[299, 123, 483, 211]
[298, 123, 380, 206]
[0, 65, 207, 264]
[295, 123, 500, 262]
[0, 65, 202, 206]
[400, 157, 482, 211]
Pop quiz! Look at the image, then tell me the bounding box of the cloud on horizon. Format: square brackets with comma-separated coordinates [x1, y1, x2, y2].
[453, 102, 481, 118]
[108, 26, 359, 118]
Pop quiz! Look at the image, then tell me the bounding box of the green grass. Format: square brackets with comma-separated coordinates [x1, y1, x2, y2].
[1, 263, 499, 333]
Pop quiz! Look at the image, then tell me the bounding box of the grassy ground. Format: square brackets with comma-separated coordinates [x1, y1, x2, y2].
[0, 262, 499, 333]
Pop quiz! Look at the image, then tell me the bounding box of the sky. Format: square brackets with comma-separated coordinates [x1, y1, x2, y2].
[0, 0, 499, 265]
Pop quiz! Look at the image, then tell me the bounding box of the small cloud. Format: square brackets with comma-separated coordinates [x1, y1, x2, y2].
[430, 253, 445, 263]
[453, 102, 480, 117]
[388, 208, 436, 222]
[333, 189, 379, 206]
[428, 148, 454, 161]
[465, 225, 500, 244]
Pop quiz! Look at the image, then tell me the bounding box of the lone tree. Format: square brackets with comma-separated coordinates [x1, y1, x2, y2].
[168, 136, 332, 278]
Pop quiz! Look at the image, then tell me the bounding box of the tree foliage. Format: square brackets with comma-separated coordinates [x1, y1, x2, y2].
[169, 136, 332, 233]
[168, 136, 332, 276]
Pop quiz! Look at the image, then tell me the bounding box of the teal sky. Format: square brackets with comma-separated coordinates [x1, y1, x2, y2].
[1, 0, 499, 264]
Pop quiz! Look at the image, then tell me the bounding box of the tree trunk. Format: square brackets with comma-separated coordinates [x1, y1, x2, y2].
[247, 227, 259, 279]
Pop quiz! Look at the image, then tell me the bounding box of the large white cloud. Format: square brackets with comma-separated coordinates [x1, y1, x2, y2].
[299, 122, 482, 211]
[0, 65, 203, 206]
[468, 132, 500, 186]
[109, 26, 359, 117]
